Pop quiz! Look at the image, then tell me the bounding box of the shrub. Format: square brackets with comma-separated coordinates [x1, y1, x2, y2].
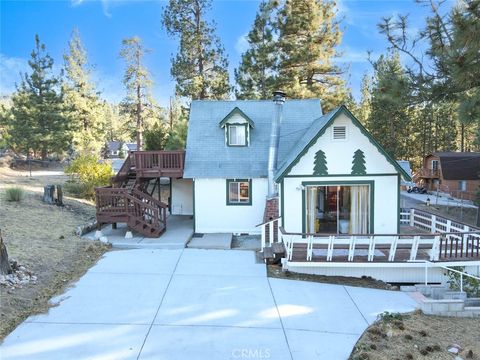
[446, 266, 480, 297]
[5, 186, 25, 202]
[65, 155, 113, 199]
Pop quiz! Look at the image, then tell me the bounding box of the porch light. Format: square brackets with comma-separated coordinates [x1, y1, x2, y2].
[426, 198, 431, 206]
[296, 185, 305, 191]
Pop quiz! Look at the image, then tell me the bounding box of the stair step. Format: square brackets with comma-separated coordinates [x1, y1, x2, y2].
[262, 247, 274, 259]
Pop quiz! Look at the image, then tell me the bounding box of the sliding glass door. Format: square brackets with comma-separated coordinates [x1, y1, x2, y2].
[305, 184, 370, 234]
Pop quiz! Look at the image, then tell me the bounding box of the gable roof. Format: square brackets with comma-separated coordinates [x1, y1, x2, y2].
[183, 99, 323, 178]
[274, 106, 412, 181]
[218, 107, 255, 128]
[434, 152, 480, 180]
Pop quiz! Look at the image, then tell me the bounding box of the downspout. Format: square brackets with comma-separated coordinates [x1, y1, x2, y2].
[267, 91, 286, 198]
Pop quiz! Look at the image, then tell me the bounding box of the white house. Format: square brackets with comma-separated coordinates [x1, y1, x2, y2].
[183, 94, 410, 236]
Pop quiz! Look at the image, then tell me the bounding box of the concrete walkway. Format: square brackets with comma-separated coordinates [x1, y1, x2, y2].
[83, 215, 194, 249]
[1, 249, 417, 360]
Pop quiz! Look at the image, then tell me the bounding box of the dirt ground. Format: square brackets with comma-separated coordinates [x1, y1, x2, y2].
[350, 311, 480, 360]
[267, 264, 396, 290]
[0, 165, 110, 340]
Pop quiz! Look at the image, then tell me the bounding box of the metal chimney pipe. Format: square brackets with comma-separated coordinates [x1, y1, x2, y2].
[267, 90, 286, 198]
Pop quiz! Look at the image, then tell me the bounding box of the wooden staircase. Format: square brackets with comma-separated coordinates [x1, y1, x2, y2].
[95, 150, 185, 238]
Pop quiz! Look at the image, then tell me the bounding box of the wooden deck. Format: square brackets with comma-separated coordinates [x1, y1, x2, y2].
[95, 150, 184, 238]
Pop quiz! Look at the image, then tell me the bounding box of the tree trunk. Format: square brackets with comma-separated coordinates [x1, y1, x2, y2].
[43, 185, 55, 204]
[136, 84, 143, 151]
[0, 230, 12, 275]
[56, 185, 64, 206]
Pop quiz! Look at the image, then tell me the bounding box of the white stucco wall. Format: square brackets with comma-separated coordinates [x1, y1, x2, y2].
[171, 178, 193, 215]
[288, 113, 397, 176]
[280, 112, 401, 234]
[282, 175, 399, 234]
[194, 178, 268, 234]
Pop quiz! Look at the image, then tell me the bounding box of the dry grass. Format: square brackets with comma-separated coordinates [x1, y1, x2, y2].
[0, 166, 110, 340]
[350, 311, 480, 360]
[416, 204, 478, 228]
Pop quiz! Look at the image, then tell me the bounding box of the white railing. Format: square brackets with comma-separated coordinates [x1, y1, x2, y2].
[415, 260, 480, 291]
[257, 217, 281, 251]
[279, 229, 442, 263]
[404, 207, 480, 234]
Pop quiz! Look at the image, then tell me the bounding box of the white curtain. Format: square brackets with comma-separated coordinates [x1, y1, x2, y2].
[306, 187, 317, 233]
[350, 186, 369, 233]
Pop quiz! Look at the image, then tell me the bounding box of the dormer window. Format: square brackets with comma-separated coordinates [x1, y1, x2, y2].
[219, 107, 255, 147]
[228, 124, 247, 146]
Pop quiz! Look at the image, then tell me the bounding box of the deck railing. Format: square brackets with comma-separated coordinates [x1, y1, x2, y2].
[95, 186, 167, 232]
[257, 207, 480, 263]
[277, 228, 480, 263]
[132, 150, 185, 177]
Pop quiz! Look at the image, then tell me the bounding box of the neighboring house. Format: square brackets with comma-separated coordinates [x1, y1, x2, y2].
[417, 152, 480, 201]
[183, 96, 410, 235]
[107, 141, 137, 158]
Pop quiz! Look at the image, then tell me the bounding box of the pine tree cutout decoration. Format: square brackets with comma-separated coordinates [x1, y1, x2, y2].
[313, 150, 328, 175]
[351, 149, 367, 175]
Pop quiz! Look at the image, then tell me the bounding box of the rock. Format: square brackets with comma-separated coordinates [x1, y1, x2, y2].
[99, 236, 109, 243]
[386, 330, 393, 338]
[94, 230, 103, 240]
[448, 344, 462, 355]
[19, 265, 26, 271]
[125, 231, 133, 239]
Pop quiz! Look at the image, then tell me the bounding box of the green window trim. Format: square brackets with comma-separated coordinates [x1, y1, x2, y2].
[226, 178, 252, 206]
[226, 124, 248, 147]
[301, 180, 375, 234]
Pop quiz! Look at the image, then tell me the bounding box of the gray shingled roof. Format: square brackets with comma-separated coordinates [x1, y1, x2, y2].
[183, 99, 323, 178]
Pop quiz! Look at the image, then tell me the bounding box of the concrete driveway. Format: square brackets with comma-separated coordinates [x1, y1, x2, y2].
[1, 249, 417, 360]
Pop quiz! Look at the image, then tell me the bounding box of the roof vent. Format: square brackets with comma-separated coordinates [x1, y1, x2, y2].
[333, 125, 346, 140]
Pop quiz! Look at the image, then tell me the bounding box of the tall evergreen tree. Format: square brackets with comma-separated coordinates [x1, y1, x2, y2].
[357, 74, 372, 126]
[277, 0, 346, 111]
[235, 0, 278, 99]
[119, 36, 156, 150]
[379, 0, 480, 149]
[8, 35, 70, 159]
[162, 0, 230, 99]
[368, 52, 412, 160]
[63, 28, 106, 156]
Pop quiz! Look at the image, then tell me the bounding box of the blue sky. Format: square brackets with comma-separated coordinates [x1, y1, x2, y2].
[0, 0, 453, 106]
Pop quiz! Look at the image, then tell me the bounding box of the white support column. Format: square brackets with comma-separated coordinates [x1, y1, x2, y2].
[410, 236, 420, 260]
[268, 222, 274, 247]
[388, 236, 399, 261]
[368, 236, 375, 262]
[261, 225, 266, 251]
[348, 236, 356, 262]
[462, 233, 469, 256]
[306, 235, 313, 261]
[326, 236, 334, 261]
[409, 208, 415, 227]
[431, 235, 441, 261]
[431, 215, 437, 233]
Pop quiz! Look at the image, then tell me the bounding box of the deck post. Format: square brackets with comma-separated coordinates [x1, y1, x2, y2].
[409, 208, 415, 227]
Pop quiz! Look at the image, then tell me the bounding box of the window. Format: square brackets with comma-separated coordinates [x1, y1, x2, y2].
[333, 126, 347, 140]
[431, 160, 439, 170]
[458, 180, 467, 191]
[305, 184, 371, 234]
[227, 179, 251, 205]
[228, 125, 247, 146]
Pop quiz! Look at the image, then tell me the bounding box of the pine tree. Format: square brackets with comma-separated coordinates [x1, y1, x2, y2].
[368, 51, 411, 160]
[277, 0, 346, 111]
[351, 149, 366, 175]
[357, 74, 372, 126]
[162, 0, 230, 99]
[8, 35, 70, 159]
[379, 0, 480, 149]
[235, 1, 279, 99]
[63, 28, 106, 156]
[313, 149, 328, 175]
[119, 36, 156, 150]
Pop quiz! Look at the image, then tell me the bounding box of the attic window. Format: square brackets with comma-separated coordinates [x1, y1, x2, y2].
[227, 124, 247, 146]
[333, 126, 347, 140]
